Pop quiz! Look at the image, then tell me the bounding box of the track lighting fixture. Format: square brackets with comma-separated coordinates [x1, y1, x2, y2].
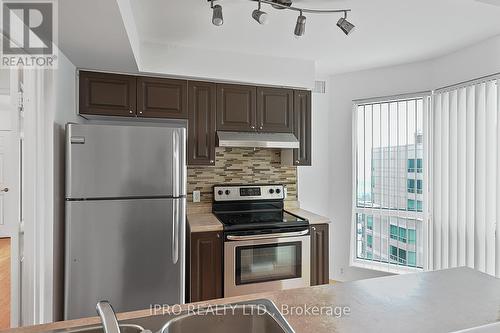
[252, 0, 268, 25]
[294, 11, 306, 37]
[211, 0, 223, 26]
[337, 12, 355, 35]
[207, 0, 354, 37]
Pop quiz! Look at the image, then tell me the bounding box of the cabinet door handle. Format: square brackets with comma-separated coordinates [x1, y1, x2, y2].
[250, 125, 255, 129]
[210, 160, 214, 163]
[1, 187, 8, 193]
[296, 160, 300, 164]
[129, 110, 133, 114]
[312, 226, 316, 231]
[139, 111, 143, 115]
[259, 126, 263, 130]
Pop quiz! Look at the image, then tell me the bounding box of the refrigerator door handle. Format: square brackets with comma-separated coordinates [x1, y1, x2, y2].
[172, 200, 179, 264]
[172, 130, 180, 198]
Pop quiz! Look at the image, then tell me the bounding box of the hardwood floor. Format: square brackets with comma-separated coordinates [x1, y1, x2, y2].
[0, 238, 10, 329]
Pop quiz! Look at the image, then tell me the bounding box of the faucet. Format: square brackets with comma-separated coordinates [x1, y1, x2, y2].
[96, 301, 121, 333]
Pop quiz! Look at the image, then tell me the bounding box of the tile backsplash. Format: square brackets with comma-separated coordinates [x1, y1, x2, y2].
[187, 147, 297, 203]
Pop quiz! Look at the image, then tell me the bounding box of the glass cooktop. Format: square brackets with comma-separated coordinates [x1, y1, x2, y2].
[214, 210, 308, 231]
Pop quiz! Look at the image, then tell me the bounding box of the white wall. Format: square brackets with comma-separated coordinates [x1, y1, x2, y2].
[326, 34, 500, 282]
[0, 69, 9, 92]
[50, 51, 78, 322]
[297, 77, 330, 217]
[431, 35, 500, 88]
[140, 42, 316, 89]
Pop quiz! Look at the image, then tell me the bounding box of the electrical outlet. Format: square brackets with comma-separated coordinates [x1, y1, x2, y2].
[193, 191, 201, 203]
[283, 187, 288, 199]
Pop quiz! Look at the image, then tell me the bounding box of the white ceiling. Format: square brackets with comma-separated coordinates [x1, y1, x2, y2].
[59, 0, 138, 72]
[129, 0, 500, 74]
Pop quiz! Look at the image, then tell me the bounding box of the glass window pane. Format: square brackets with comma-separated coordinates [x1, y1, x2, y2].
[408, 251, 416, 267]
[356, 106, 365, 206]
[399, 227, 407, 243]
[354, 96, 425, 270]
[399, 248, 407, 264]
[408, 229, 416, 244]
[390, 225, 398, 239]
[365, 105, 373, 207]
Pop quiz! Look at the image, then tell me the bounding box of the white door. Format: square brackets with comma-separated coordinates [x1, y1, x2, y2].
[0, 69, 21, 329]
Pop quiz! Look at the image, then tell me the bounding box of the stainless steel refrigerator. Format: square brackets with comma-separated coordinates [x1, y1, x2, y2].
[64, 123, 186, 320]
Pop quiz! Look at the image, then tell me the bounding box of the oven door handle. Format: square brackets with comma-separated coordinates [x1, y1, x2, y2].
[226, 229, 309, 241]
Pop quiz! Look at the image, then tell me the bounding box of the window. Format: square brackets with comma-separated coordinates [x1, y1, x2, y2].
[407, 199, 423, 212]
[408, 158, 423, 173]
[408, 229, 416, 245]
[417, 180, 423, 194]
[407, 179, 423, 194]
[407, 179, 415, 193]
[353, 95, 428, 271]
[390, 225, 398, 240]
[408, 251, 417, 267]
[399, 227, 407, 243]
[367, 216, 373, 230]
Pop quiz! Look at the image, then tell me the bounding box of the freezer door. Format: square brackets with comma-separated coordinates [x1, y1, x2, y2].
[64, 197, 186, 320]
[66, 124, 186, 198]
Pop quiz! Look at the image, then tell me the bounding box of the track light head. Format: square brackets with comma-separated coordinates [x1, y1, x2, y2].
[294, 14, 306, 37]
[252, 9, 268, 24]
[212, 3, 224, 26]
[337, 14, 355, 35]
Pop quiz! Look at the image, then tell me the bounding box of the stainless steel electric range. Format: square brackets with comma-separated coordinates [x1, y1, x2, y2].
[213, 184, 311, 298]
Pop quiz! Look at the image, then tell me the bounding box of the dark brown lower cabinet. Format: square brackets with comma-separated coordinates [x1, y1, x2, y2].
[310, 224, 329, 286]
[189, 231, 223, 302]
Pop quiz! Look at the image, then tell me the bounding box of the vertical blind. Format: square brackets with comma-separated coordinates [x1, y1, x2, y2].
[432, 78, 500, 277]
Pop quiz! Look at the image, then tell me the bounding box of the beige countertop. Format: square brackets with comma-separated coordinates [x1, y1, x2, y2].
[187, 213, 223, 232]
[285, 208, 331, 225]
[8, 268, 500, 333]
[187, 207, 330, 233]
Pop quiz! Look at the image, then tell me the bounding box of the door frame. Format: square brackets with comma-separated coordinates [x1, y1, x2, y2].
[0, 69, 21, 328]
[21, 68, 56, 325]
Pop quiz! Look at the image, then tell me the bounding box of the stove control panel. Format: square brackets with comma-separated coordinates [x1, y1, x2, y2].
[214, 184, 285, 201]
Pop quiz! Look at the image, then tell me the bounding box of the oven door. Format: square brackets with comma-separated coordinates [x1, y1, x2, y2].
[224, 229, 310, 297]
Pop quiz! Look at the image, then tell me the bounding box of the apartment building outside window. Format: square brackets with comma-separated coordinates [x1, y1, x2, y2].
[352, 93, 430, 272]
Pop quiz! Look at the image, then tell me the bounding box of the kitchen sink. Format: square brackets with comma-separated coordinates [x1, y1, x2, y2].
[160, 299, 293, 333]
[50, 299, 293, 333]
[56, 324, 146, 333]
[128, 299, 294, 333]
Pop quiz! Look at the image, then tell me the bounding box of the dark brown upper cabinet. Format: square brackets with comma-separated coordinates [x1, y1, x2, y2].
[79, 71, 137, 117]
[257, 87, 294, 133]
[137, 77, 188, 119]
[310, 224, 329, 286]
[216, 84, 257, 132]
[188, 81, 216, 166]
[293, 90, 312, 166]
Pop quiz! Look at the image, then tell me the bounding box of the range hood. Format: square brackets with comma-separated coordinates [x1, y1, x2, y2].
[217, 131, 299, 149]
